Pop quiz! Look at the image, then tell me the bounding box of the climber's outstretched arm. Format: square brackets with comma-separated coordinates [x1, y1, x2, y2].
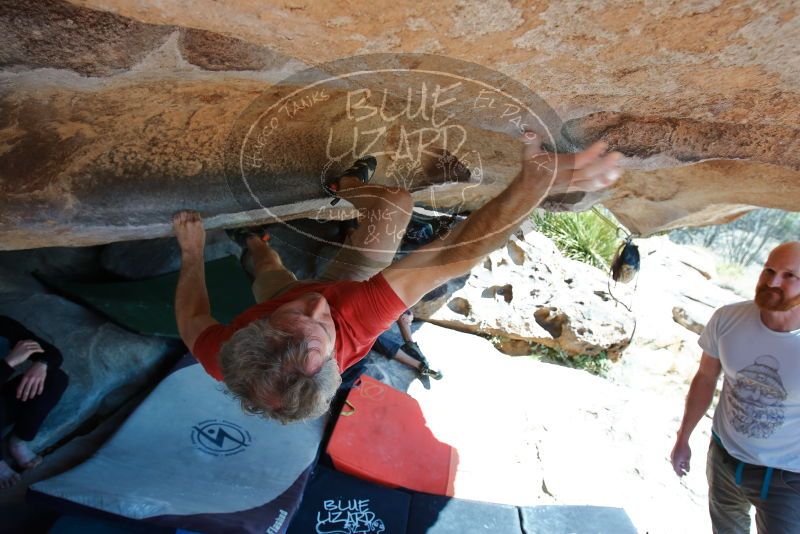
[382, 135, 622, 307]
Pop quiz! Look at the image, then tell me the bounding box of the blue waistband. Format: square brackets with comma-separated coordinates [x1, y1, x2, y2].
[711, 431, 774, 500]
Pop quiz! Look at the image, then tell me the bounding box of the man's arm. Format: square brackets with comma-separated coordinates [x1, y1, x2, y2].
[383, 134, 622, 306]
[173, 211, 219, 351]
[670, 352, 722, 476]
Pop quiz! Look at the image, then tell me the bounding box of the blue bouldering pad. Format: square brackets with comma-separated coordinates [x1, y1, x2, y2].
[407, 493, 522, 534]
[520, 505, 637, 534]
[287, 466, 411, 534]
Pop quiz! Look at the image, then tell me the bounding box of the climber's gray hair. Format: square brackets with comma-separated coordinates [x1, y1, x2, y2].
[219, 318, 341, 424]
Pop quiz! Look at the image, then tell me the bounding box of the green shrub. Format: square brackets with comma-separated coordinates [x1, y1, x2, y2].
[531, 210, 619, 269]
[530, 344, 612, 377]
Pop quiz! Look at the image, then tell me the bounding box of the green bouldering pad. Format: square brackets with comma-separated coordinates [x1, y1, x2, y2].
[37, 256, 254, 338]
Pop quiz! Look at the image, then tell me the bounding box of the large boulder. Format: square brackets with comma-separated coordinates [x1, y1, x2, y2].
[412, 220, 636, 357]
[1, 1, 799, 249]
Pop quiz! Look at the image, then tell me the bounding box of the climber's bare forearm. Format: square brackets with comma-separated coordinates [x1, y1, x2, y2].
[176, 253, 210, 320]
[384, 171, 548, 306]
[383, 135, 621, 307]
[175, 254, 218, 350]
[436, 172, 547, 268]
[172, 210, 219, 349]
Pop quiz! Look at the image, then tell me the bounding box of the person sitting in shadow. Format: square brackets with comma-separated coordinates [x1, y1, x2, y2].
[0, 316, 69, 488]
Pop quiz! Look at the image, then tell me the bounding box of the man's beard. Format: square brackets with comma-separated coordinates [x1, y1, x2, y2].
[755, 286, 800, 312]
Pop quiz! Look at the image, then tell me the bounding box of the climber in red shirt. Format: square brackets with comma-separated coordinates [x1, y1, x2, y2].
[174, 133, 621, 423]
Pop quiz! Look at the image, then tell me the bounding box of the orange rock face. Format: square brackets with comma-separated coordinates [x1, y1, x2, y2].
[1, 0, 798, 249]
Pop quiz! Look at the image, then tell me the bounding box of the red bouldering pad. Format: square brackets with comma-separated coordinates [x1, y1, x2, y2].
[326, 375, 458, 496]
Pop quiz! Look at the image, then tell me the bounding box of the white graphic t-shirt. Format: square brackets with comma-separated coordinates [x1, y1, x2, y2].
[699, 300, 800, 472]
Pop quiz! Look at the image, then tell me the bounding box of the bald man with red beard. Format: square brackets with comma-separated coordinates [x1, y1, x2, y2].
[671, 242, 800, 534]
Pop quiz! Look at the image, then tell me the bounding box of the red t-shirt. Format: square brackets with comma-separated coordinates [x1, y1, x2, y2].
[192, 273, 408, 381]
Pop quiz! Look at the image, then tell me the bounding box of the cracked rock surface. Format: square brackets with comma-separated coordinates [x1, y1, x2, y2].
[1, 1, 799, 249]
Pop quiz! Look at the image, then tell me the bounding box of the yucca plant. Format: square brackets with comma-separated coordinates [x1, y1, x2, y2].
[532, 209, 619, 269]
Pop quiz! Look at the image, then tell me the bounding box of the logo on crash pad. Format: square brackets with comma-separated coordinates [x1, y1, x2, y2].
[191, 419, 252, 456]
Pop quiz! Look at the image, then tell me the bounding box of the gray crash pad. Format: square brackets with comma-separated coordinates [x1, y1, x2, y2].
[520, 505, 637, 534]
[29, 356, 325, 534]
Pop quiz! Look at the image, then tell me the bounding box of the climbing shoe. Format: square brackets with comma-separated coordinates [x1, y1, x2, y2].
[225, 226, 270, 248]
[323, 155, 377, 206]
[418, 362, 443, 380]
[401, 340, 443, 380]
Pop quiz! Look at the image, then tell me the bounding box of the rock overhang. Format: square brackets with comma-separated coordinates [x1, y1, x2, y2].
[1, 0, 798, 250]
